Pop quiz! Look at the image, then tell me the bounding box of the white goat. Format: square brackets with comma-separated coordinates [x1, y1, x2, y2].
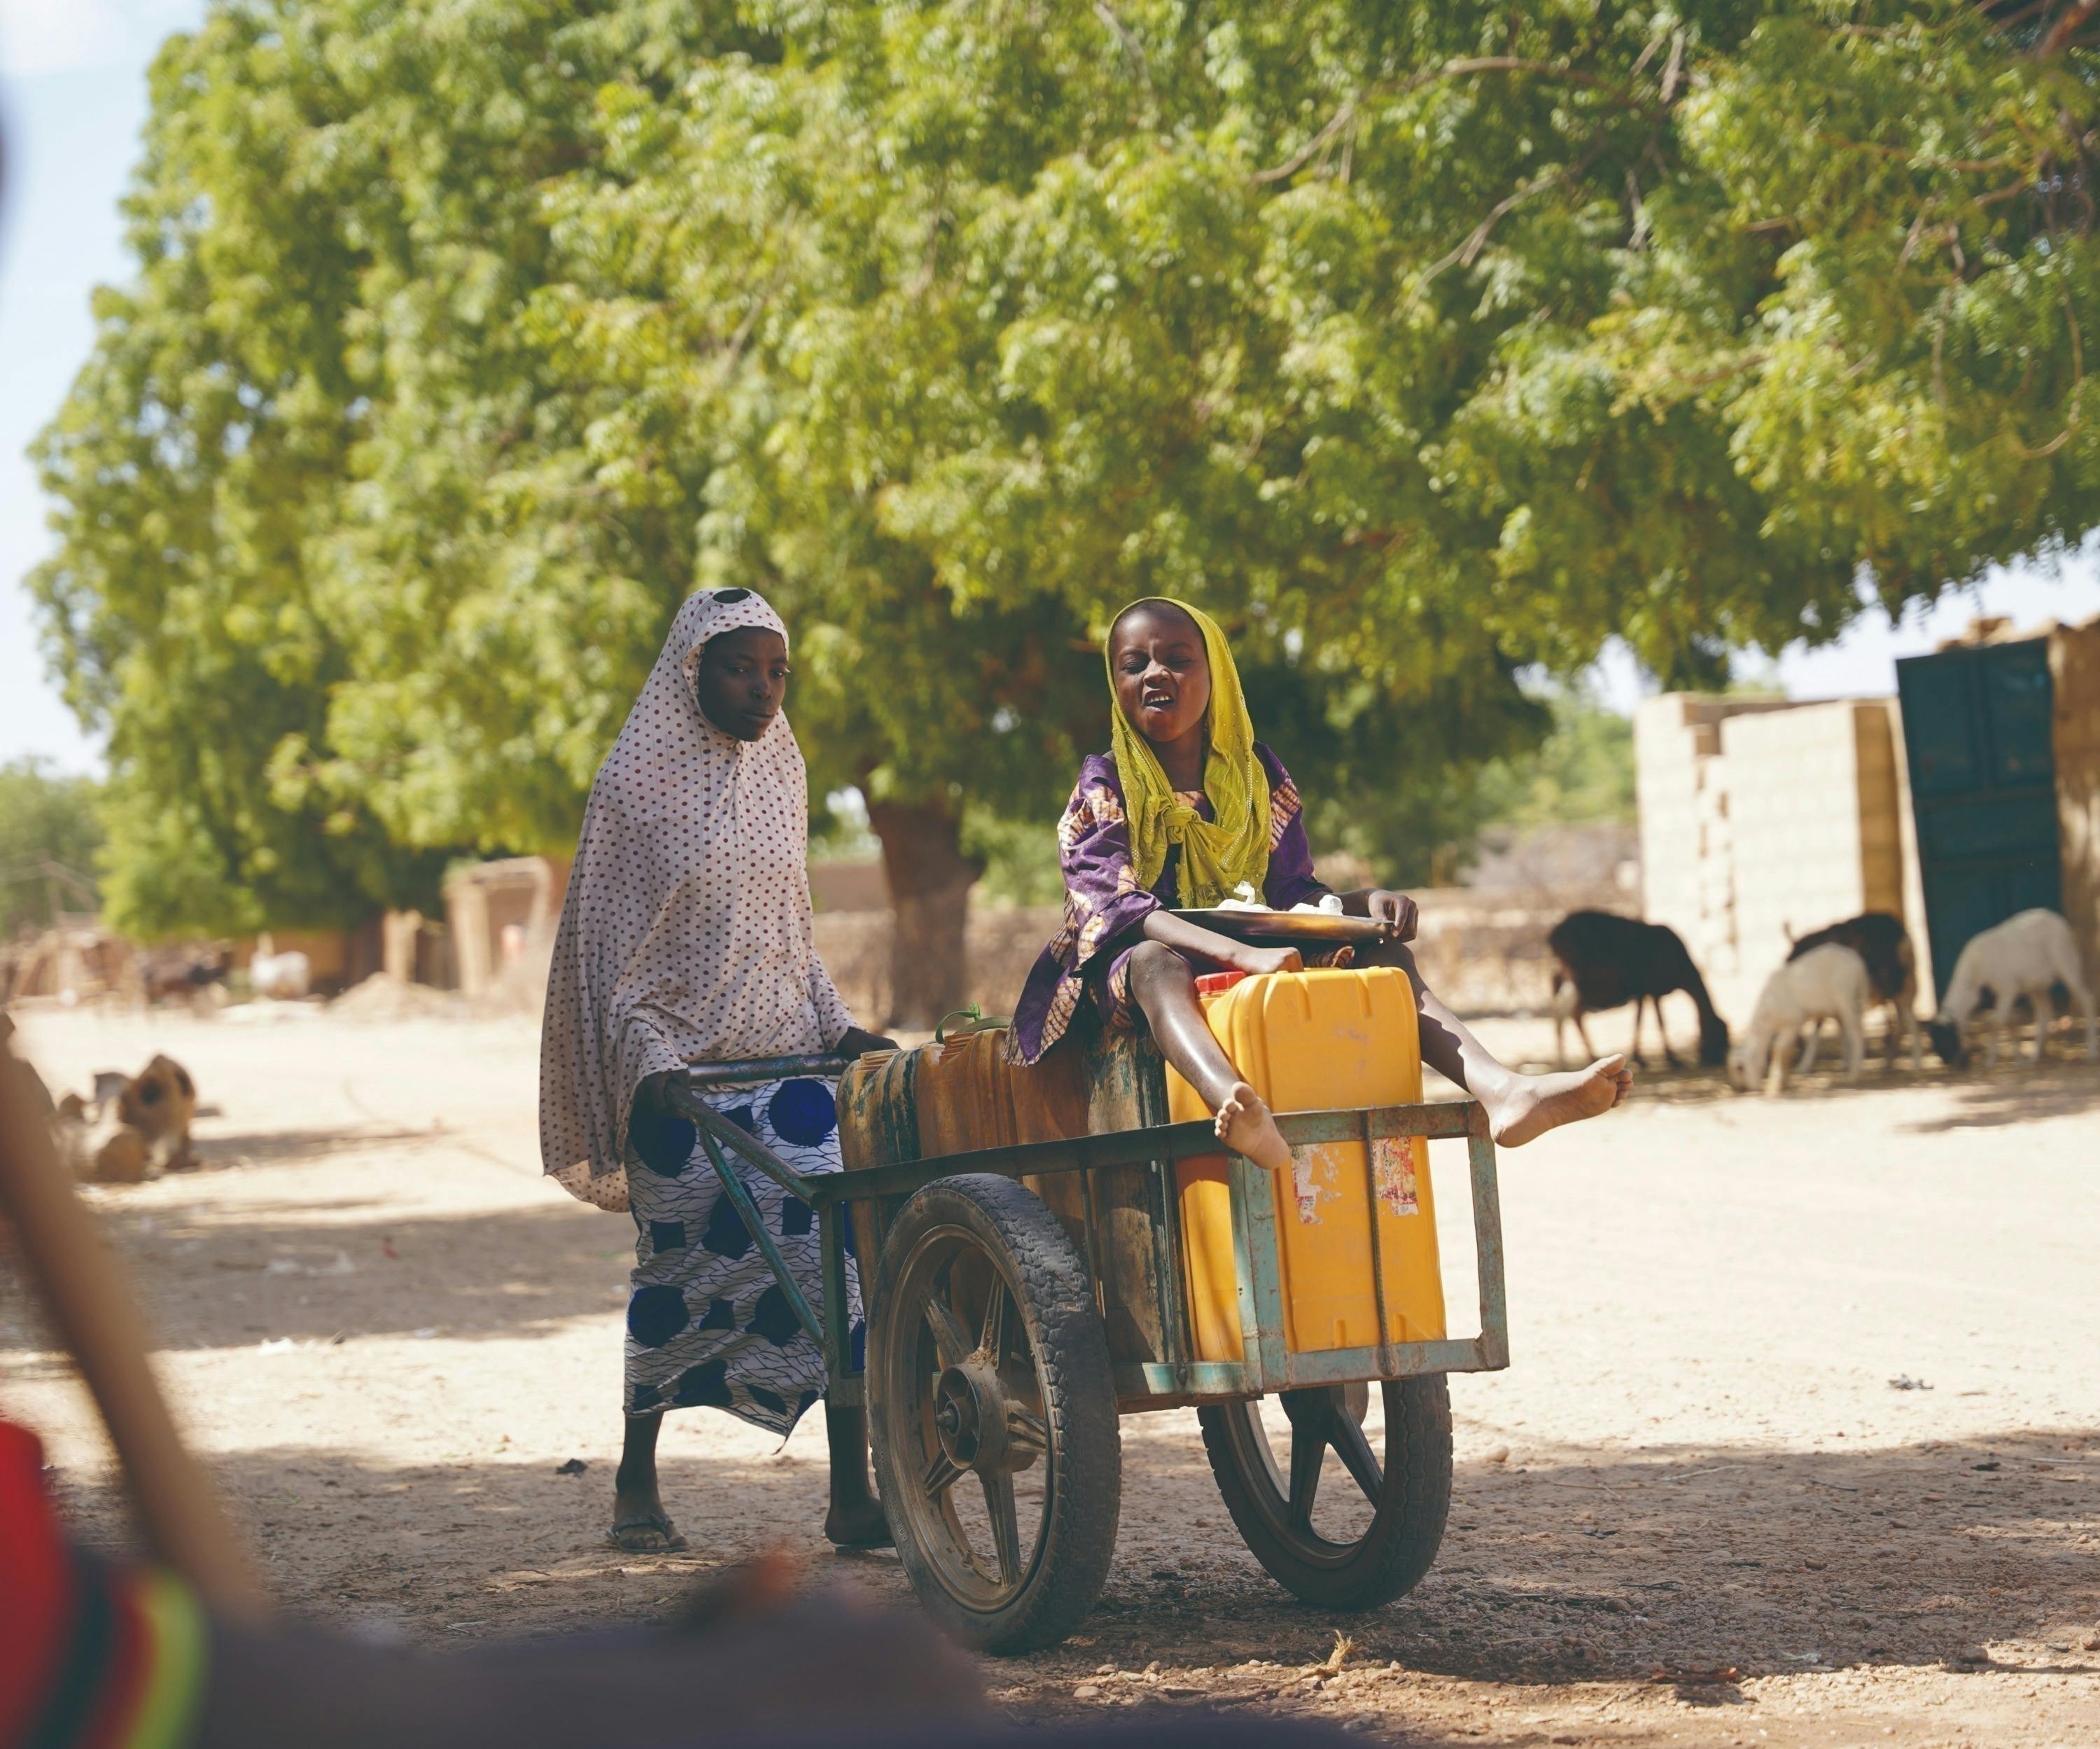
[1931, 909, 2096, 1070]
[249, 932, 312, 1001]
[1730, 943, 1871, 1094]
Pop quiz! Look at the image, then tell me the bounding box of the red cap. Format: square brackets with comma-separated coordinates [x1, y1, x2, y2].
[1195, 970, 1249, 996]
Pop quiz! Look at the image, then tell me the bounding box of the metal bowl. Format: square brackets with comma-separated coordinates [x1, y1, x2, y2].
[1168, 907, 1392, 945]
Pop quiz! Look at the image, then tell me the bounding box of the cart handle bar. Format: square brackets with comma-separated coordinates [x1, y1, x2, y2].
[682, 1052, 853, 1088]
[663, 1063, 1483, 1216]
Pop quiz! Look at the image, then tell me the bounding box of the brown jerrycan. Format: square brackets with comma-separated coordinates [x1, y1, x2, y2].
[837, 1024, 1098, 1310]
[911, 1026, 1091, 1262]
[1077, 1027, 1177, 1375]
[836, 1047, 920, 1280]
[918, 1027, 1172, 1383]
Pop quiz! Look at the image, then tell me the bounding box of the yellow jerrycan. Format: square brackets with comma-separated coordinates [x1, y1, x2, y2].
[1166, 965, 1445, 1361]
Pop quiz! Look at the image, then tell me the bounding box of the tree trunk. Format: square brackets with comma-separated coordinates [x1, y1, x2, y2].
[866, 795, 983, 1032]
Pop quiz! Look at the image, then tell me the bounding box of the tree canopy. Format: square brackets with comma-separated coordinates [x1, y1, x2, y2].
[31, 0, 2100, 1005]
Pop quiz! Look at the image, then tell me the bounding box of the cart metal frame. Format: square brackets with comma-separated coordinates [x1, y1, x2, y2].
[664, 1052, 1509, 1410]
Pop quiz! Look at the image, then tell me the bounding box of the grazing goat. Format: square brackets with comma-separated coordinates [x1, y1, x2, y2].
[141, 944, 230, 1008]
[249, 933, 312, 1000]
[1547, 910, 1730, 1068]
[1928, 908, 2097, 1070]
[1730, 944, 1871, 1094]
[1786, 911, 1921, 1071]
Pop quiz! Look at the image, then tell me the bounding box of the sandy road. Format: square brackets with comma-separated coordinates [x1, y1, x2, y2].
[4, 1002, 2098, 1747]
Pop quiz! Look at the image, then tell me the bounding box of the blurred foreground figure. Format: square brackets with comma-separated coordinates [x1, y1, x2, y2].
[0, 1426, 981, 1748]
[4, 1033, 981, 1748]
[0, 1419, 1343, 1749]
[2, 1032, 1343, 1749]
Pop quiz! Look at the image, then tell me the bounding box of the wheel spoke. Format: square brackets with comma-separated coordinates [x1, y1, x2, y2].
[922, 1449, 965, 1502]
[979, 1278, 1007, 1363]
[923, 1295, 971, 1370]
[981, 1471, 1023, 1587]
[1006, 1405, 1049, 1458]
[1329, 1407, 1383, 1504]
[1285, 1402, 1328, 1528]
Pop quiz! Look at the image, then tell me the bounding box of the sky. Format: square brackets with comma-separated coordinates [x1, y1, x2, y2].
[4, 1, 2100, 779]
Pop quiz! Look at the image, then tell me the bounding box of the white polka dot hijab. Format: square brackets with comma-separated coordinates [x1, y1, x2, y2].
[539, 587, 858, 1211]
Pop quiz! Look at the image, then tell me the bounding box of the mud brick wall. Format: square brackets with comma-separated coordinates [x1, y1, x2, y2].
[2053, 619, 2100, 983]
[1634, 695, 1795, 993]
[1722, 700, 1905, 1013]
[1638, 692, 1918, 1026]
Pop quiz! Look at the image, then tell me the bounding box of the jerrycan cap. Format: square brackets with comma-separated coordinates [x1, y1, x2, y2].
[1195, 970, 1250, 996]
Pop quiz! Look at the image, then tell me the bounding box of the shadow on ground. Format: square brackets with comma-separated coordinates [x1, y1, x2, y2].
[41, 1428, 2100, 1708]
[1611, 1051, 2100, 1122]
[41, 1192, 629, 1351]
[187, 1125, 444, 1171]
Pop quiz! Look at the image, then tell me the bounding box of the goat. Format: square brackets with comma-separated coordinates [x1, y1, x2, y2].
[1928, 908, 2097, 1070]
[1785, 911, 1921, 1071]
[141, 945, 230, 1008]
[249, 932, 312, 1001]
[1547, 910, 1730, 1069]
[1730, 944, 1871, 1094]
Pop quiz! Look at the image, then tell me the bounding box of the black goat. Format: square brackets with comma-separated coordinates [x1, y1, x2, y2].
[1785, 911, 1923, 1069]
[1547, 910, 1730, 1068]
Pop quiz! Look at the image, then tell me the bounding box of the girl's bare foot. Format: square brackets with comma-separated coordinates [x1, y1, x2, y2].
[1486, 1055, 1632, 1148]
[1216, 1080, 1293, 1173]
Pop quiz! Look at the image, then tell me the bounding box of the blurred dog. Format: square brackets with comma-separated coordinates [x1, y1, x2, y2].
[51, 1053, 198, 1183]
[118, 1053, 197, 1170]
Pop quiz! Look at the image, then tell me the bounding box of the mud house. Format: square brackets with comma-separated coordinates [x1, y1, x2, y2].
[440, 856, 570, 1003]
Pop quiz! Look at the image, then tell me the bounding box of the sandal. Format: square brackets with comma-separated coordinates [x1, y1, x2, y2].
[608, 1510, 688, 1553]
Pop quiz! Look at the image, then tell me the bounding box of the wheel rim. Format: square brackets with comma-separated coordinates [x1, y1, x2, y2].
[1218, 1382, 1387, 1568]
[878, 1222, 1055, 1613]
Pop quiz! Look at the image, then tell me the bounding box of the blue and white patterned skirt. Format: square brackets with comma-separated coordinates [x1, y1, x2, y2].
[622, 1075, 863, 1437]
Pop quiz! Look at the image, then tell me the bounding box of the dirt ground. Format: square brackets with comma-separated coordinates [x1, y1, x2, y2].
[5, 1000, 2099, 1748]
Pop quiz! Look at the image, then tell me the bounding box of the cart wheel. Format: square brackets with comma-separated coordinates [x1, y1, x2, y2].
[868, 1173, 1120, 1653]
[1198, 1377, 1451, 1610]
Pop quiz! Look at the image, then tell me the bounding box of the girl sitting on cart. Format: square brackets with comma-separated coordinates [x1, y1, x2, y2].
[1007, 597, 1632, 1173]
[540, 587, 895, 1554]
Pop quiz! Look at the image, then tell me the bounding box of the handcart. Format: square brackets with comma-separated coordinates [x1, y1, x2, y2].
[662, 969, 1508, 1655]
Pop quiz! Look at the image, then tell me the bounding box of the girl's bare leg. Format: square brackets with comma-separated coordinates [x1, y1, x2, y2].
[1354, 940, 1631, 1146]
[1128, 942, 1292, 1172]
[822, 1402, 891, 1547]
[610, 1411, 685, 1550]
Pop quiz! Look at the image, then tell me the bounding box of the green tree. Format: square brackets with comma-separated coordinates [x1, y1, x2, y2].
[34, 0, 2100, 1015]
[29, 1, 458, 940]
[0, 760, 104, 937]
[1471, 692, 1637, 838]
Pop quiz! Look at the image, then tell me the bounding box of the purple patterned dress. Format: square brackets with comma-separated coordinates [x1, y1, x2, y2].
[1006, 743, 1330, 1066]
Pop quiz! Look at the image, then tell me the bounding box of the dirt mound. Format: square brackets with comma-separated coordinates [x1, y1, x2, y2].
[329, 972, 465, 1023]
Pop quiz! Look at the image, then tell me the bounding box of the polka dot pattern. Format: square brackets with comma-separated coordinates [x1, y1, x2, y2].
[767, 1078, 838, 1147]
[539, 587, 858, 1214]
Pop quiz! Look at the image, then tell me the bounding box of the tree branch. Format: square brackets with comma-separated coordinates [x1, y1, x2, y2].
[2038, 0, 2100, 57]
[1420, 134, 1613, 284]
[1093, 1, 1150, 90]
[1252, 56, 1660, 186]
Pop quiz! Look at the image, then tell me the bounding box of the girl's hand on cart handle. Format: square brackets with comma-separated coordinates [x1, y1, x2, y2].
[836, 1026, 899, 1059]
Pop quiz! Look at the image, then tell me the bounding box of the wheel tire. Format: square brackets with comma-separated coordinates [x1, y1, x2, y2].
[1198, 1375, 1452, 1610]
[868, 1173, 1120, 1653]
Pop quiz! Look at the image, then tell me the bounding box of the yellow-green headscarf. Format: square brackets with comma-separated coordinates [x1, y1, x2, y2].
[1106, 597, 1272, 907]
